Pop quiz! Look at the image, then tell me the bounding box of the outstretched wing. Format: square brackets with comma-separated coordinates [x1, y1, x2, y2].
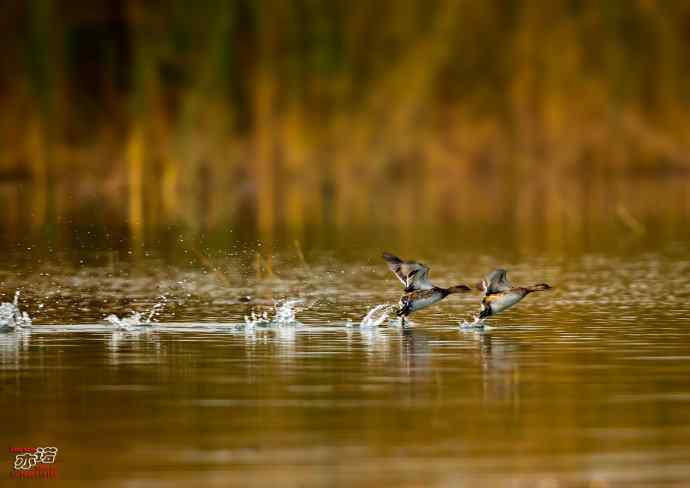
[382, 252, 407, 286]
[483, 268, 511, 295]
[382, 252, 432, 291]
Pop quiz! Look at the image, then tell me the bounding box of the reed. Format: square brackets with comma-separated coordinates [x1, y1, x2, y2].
[2, 0, 690, 240]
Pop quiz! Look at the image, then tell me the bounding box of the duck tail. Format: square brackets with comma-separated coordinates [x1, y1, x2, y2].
[447, 284, 472, 294]
[525, 283, 552, 293]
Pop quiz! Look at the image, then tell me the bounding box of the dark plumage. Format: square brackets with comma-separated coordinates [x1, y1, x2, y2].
[397, 285, 471, 317]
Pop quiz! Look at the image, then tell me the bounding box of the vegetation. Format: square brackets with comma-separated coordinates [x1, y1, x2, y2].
[1, 0, 690, 238]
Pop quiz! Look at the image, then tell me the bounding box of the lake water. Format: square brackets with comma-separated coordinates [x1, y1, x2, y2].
[2, 240, 690, 486]
[2, 182, 690, 486]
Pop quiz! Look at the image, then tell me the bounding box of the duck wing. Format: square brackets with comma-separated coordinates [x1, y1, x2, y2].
[382, 252, 432, 291]
[483, 268, 512, 295]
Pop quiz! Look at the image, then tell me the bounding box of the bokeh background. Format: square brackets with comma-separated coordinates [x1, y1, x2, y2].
[4, 6, 690, 485]
[2, 0, 690, 259]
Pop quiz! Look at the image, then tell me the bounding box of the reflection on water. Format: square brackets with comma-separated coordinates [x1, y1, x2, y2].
[2, 244, 690, 485]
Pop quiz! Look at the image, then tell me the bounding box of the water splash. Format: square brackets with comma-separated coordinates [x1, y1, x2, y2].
[105, 296, 168, 331]
[459, 315, 486, 329]
[360, 304, 393, 328]
[145, 296, 168, 322]
[244, 299, 305, 328]
[0, 291, 32, 331]
[273, 299, 304, 324]
[243, 310, 271, 328]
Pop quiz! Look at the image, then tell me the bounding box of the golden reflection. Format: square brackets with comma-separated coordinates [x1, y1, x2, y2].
[471, 331, 522, 407]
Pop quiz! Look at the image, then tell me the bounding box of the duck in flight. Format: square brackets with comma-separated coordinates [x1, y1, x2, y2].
[382, 252, 472, 325]
[478, 269, 552, 320]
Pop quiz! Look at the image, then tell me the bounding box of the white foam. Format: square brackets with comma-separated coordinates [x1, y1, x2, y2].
[459, 315, 487, 329]
[244, 299, 305, 328]
[360, 304, 393, 328]
[104, 295, 168, 331]
[0, 291, 32, 331]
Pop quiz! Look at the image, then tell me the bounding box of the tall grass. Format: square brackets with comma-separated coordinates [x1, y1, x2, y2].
[2, 0, 690, 238]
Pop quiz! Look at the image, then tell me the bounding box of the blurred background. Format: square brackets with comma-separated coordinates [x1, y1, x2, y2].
[1, 0, 690, 259]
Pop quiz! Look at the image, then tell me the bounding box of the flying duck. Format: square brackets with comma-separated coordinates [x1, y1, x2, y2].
[478, 269, 552, 320]
[382, 252, 472, 325]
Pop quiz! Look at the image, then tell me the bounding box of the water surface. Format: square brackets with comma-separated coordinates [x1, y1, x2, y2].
[2, 241, 690, 486]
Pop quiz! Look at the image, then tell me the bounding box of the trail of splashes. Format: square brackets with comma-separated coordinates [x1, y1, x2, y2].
[360, 304, 393, 328]
[105, 295, 168, 331]
[244, 299, 305, 328]
[0, 291, 32, 330]
[145, 297, 168, 322]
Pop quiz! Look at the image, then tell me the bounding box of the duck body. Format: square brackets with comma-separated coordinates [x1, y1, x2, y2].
[398, 287, 448, 316]
[479, 288, 529, 318]
[478, 268, 551, 319]
[398, 285, 471, 317]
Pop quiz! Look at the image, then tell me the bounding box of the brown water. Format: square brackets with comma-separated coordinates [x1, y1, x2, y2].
[2, 207, 690, 485]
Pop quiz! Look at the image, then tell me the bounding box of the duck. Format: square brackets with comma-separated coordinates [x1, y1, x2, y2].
[382, 252, 472, 325]
[478, 268, 552, 320]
